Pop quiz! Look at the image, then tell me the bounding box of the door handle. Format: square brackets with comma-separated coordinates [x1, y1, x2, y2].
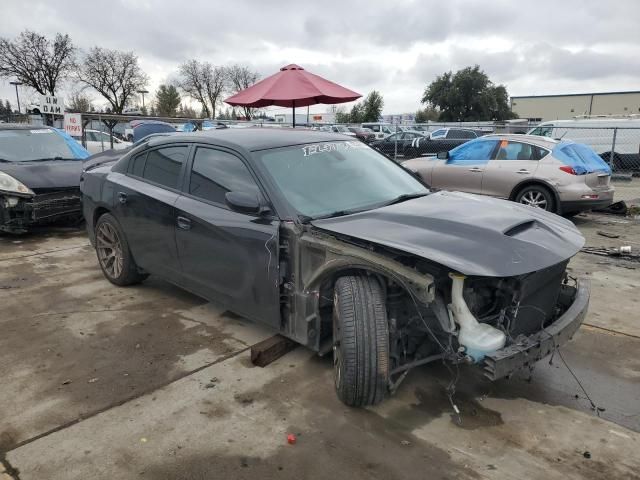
[117, 192, 127, 204]
[468, 167, 483, 173]
[517, 169, 530, 174]
[176, 216, 192, 230]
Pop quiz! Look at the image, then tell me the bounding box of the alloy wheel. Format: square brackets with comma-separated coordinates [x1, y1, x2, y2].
[519, 190, 548, 210]
[96, 221, 124, 279]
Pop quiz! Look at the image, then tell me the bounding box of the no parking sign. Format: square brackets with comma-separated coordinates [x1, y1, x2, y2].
[64, 113, 82, 137]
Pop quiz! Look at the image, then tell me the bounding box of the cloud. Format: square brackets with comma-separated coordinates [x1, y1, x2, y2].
[0, 0, 639, 113]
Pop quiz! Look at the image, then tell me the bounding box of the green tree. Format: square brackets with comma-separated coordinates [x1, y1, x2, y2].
[334, 107, 350, 123]
[361, 91, 384, 122]
[155, 84, 181, 116]
[415, 107, 440, 123]
[349, 103, 364, 123]
[422, 65, 516, 121]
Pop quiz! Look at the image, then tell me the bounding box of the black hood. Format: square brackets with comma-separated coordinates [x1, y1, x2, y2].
[0, 160, 83, 190]
[312, 191, 584, 277]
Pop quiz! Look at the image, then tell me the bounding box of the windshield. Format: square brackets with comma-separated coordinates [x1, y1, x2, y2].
[256, 141, 428, 219]
[0, 128, 79, 161]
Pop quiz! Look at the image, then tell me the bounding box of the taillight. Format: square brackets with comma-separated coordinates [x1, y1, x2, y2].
[559, 166, 577, 175]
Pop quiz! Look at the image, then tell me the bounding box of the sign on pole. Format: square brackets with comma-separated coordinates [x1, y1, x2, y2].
[39, 95, 65, 115]
[64, 113, 82, 137]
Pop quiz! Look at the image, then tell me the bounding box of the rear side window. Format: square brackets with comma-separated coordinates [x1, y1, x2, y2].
[189, 148, 260, 205]
[495, 141, 548, 161]
[448, 140, 499, 163]
[141, 146, 188, 189]
[130, 152, 146, 177]
[447, 129, 475, 139]
[530, 126, 553, 137]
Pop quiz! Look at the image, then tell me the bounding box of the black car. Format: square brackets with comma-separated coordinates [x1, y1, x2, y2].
[374, 127, 488, 159]
[370, 130, 427, 158]
[81, 129, 589, 407]
[0, 124, 89, 233]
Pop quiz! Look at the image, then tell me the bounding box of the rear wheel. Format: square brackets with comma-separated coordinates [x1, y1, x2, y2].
[515, 185, 556, 212]
[333, 275, 389, 407]
[95, 213, 147, 286]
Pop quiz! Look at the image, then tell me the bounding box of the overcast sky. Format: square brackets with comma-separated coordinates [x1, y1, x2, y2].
[1, 0, 639, 115]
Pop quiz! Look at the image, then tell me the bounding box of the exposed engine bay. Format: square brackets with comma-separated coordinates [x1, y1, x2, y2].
[284, 225, 584, 389]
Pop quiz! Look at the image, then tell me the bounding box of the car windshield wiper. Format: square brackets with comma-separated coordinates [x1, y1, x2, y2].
[25, 157, 78, 162]
[380, 192, 429, 207]
[302, 207, 370, 222]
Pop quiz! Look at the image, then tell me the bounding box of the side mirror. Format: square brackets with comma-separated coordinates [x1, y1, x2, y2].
[225, 191, 264, 215]
[436, 151, 449, 160]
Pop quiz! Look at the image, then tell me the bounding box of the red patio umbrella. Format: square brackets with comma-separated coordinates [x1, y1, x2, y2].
[224, 64, 361, 127]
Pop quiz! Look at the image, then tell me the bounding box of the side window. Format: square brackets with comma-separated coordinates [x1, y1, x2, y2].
[130, 152, 147, 177]
[530, 126, 553, 137]
[461, 130, 476, 139]
[446, 130, 462, 139]
[495, 141, 546, 161]
[189, 148, 260, 206]
[86, 131, 99, 142]
[431, 129, 446, 139]
[142, 146, 188, 189]
[448, 140, 499, 163]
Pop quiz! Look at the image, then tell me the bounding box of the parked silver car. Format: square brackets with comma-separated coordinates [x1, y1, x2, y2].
[403, 134, 614, 215]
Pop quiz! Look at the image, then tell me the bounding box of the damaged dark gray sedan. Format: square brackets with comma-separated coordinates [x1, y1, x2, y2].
[0, 124, 89, 233]
[81, 129, 589, 406]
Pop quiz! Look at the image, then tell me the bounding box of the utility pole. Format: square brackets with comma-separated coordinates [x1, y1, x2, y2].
[137, 89, 149, 108]
[9, 81, 22, 113]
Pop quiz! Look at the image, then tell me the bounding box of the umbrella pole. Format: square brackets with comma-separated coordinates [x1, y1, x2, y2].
[292, 100, 295, 129]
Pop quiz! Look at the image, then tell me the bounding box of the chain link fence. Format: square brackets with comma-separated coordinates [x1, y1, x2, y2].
[2, 113, 639, 203]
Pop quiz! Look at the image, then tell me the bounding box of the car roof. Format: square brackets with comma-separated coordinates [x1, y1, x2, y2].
[150, 127, 349, 152]
[479, 133, 559, 148]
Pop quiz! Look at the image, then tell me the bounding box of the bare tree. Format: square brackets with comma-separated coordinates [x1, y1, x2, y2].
[67, 91, 92, 112]
[178, 60, 226, 119]
[225, 65, 260, 120]
[76, 47, 148, 114]
[0, 30, 76, 95]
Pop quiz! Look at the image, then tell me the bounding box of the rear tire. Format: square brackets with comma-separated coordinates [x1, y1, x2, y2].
[515, 185, 556, 212]
[95, 213, 147, 286]
[333, 275, 389, 407]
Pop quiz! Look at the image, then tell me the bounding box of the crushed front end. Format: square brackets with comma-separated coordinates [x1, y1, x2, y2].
[0, 187, 82, 233]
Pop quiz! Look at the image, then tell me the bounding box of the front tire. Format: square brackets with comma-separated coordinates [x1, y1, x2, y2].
[333, 275, 389, 407]
[95, 213, 147, 286]
[515, 185, 556, 212]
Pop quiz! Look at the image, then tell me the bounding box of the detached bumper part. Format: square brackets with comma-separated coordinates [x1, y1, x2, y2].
[483, 279, 590, 380]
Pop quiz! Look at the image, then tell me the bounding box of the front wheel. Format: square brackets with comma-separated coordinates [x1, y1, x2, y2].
[95, 213, 148, 286]
[333, 275, 389, 407]
[515, 185, 556, 212]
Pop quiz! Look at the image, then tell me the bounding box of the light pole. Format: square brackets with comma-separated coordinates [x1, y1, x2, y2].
[137, 89, 149, 109]
[9, 81, 22, 113]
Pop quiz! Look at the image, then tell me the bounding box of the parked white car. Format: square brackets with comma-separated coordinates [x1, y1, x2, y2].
[81, 129, 131, 154]
[528, 117, 640, 171]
